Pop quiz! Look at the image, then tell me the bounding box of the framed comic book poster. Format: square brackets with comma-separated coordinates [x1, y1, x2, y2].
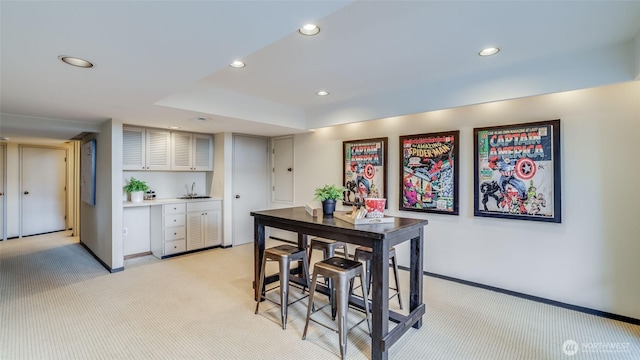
[400, 130, 459, 215]
[343, 137, 388, 207]
[474, 119, 561, 223]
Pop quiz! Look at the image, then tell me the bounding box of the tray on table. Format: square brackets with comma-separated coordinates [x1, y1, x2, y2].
[333, 211, 395, 225]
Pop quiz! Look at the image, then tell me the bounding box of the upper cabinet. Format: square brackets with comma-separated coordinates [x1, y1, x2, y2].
[123, 126, 171, 171]
[171, 132, 213, 171]
[123, 125, 213, 171]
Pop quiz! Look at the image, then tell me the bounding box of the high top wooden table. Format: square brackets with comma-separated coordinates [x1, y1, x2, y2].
[252, 207, 428, 360]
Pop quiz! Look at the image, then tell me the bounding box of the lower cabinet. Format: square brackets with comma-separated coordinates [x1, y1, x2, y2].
[123, 206, 151, 256]
[186, 201, 222, 251]
[151, 203, 186, 258]
[151, 200, 222, 258]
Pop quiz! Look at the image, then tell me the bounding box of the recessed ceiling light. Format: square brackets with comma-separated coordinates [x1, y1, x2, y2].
[299, 24, 320, 36]
[229, 60, 245, 68]
[479, 47, 500, 56]
[58, 55, 94, 68]
[0, 136, 9, 141]
[169, 126, 181, 129]
[316, 90, 329, 96]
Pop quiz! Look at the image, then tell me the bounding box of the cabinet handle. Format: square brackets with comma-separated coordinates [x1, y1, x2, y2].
[174, 233, 177, 235]
[173, 219, 176, 222]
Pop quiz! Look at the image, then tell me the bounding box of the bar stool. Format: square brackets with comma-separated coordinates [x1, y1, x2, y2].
[255, 244, 311, 330]
[308, 237, 348, 262]
[302, 257, 371, 360]
[307, 237, 348, 319]
[353, 246, 403, 309]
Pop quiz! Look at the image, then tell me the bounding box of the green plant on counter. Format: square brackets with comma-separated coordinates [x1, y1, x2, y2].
[123, 177, 149, 193]
[314, 184, 345, 202]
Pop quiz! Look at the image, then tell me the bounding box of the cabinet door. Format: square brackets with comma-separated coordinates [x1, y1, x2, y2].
[171, 132, 193, 171]
[186, 211, 204, 250]
[123, 207, 151, 256]
[123, 126, 146, 170]
[146, 129, 171, 170]
[193, 134, 214, 171]
[204, 208, 221, 247]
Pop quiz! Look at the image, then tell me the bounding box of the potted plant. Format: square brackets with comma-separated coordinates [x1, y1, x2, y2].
[314, 184, 345, 216]
[124, 177, 149, 203]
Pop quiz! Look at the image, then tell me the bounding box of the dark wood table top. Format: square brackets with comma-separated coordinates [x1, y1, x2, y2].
[251, 206, 428, 240]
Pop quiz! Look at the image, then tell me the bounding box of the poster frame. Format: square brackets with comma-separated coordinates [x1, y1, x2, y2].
[399, 130, 459, 215]
[342, 137, 388, 207]
[473, 119, 561, 223]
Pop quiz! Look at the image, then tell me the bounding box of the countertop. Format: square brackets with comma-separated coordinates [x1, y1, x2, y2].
[123, 197, 223, 208]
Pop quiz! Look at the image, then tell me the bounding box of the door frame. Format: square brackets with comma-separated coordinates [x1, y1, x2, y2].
[19, 144, 69, 237]
[71, 141, 80, 237]
[1, 143, 6, 241]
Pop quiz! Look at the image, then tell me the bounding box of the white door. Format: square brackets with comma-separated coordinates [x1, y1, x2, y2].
[21, 146, 67, 236]
[272, 136, 294, 204]
[0, 144, 5, 240]
[232, 135, 269, 246]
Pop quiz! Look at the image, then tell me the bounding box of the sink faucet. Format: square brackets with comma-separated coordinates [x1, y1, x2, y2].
[190, 182, 196, 197]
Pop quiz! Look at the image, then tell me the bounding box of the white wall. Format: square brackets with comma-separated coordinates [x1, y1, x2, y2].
[80, 119, 124, 271]
[634, 29, 640, 79]
[292, 81, 640, 320]
[122, 171, 207, 200]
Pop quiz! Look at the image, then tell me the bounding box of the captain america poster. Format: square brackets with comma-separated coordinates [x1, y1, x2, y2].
[474, 119, 561, 223]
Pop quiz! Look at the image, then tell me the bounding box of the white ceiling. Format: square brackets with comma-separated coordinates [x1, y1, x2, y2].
[1, 1, 639, 143]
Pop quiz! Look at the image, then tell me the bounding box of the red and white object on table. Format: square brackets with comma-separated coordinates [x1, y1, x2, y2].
[365, 198, 386, 218]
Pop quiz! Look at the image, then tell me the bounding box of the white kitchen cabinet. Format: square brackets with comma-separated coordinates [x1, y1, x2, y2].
[171, 132, 213, 171]
[150, 203, 187, 258]
[186, 201, 222, 251]
[123, 206, 150, 256]
[123, 126, 171, 171]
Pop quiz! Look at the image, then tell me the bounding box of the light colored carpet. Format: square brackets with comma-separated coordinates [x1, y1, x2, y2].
[1, 232, 638, 359]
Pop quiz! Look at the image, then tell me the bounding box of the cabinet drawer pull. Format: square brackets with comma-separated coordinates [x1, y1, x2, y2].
[174, 232, 177, 235]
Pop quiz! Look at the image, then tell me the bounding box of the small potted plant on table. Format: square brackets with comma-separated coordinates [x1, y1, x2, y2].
[314, 184, 345, 216]
[124, 177, 149, 203]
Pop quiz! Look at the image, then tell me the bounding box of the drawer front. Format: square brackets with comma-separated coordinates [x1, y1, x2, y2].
[164, 239, 186, 255]
[165, 226, 185, 241]
[187, 200, 221, 212]
[164, 203, 186, 214]
[165, 214, 185, 227]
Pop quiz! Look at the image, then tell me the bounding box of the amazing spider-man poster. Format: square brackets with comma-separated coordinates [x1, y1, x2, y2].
[474, 119, 561, 223]
[400, 131, 459, 215]
[343, 138, 387, 207]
